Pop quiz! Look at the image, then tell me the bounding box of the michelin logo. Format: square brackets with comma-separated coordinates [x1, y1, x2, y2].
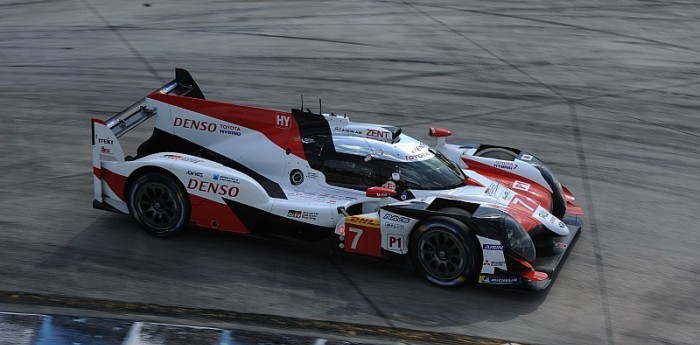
[480, 276, 522, 285]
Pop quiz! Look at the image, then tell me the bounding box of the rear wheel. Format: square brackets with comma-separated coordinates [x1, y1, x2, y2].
[477, 147, 518, 160]
[127, 171, 190, 237]
[409, 217, 480, 287]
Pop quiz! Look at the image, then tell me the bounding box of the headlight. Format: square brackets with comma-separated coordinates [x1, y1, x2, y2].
[503, 215, 536, 262]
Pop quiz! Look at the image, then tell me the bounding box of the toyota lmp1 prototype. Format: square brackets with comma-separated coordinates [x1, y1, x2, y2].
[92, 69, 583, 291]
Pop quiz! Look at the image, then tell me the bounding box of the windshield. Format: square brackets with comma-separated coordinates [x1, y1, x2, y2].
[374, 150, 465, 190]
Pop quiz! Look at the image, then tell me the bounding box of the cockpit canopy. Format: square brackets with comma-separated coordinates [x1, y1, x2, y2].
[306, 133, 466, 191]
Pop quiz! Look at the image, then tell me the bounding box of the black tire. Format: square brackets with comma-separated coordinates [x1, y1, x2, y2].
[477, 147, 518, 160]
[409, 216, 480, 287]
[127, 171, 190, 238]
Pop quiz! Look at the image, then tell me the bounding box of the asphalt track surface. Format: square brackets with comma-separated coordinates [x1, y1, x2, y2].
[1, 0, 699, 344]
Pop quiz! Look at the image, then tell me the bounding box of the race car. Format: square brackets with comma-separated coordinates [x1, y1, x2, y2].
[92, 69, 583, 291]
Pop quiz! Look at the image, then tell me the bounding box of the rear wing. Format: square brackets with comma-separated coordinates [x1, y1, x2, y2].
[92, 68, 203, 200]
[102, 68, 204, 139]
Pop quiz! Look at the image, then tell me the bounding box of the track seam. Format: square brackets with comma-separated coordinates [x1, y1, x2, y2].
[79, 0, 164, 83]
[397, 79, 700, 130]
[576, 102, 700, 139]
[329, 258, 396, 328]
[400, 0, 571, 102]
[569, 103, 615, 345]
[395, 1, 700, 54]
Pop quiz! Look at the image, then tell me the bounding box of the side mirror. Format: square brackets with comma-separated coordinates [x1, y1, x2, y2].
[429, 127, 451, 146]
[366, 186, 396, 198]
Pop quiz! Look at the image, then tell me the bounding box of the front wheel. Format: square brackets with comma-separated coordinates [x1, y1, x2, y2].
[409, 217, 480, 287]
[127, 171, 190, 238]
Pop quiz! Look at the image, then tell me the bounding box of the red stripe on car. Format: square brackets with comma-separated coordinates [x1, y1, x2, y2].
[188, 194, 249, 234]
[148, 93, 306, 161]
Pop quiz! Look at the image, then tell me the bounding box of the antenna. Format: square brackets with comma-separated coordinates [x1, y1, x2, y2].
[300, 95, 304, 110]
[319, 98, 322, 115]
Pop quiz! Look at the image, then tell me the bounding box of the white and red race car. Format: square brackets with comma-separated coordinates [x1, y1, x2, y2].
[92, 69, 583, 291]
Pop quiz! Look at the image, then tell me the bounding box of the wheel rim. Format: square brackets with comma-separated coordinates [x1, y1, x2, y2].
[418, 229, 468, 280]
[134, 181, 181, 231]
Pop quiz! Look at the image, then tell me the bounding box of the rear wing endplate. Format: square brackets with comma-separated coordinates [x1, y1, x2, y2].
[105, 68, 204, 138]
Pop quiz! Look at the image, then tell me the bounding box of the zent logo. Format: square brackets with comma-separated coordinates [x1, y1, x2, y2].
[366, 129, 389, 139]
[97, 138, 114, 145]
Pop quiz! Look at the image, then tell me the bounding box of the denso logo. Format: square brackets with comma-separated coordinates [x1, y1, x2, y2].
[174, 117, 217, 132]
[187, 179, 239, 197]
[382, 213, 410, 223]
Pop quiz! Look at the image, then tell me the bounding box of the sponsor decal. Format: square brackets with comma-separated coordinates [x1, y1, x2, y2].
[97, 138, 114, 145]
[213, 174, 239, 184]
[186, 179, 239, 197]
[219, 123, 241, 136]
[410, 143, 427, 153]
[100, 146, 111, 154]
[512, 180, 531, 191]
[382, 181, 397, 190]
[484, 182, 498, 196]
[276, 114, 290, 128]
[493, 160, 518, 170]
[163, 154, 204, 163]
[479, 275, 522, 285]
[387, 234, 405, 251]
[482, 244, 504, 251]
[405, 152, 433, 161]
[500, 189, 513, 203]
[287, 210, 319, 220]
[347, 216, 380, 226]
[307, 171, 318, 179]
[385, 223, 404, 230]
[334, 127, 363, 135]
[483, 259, 507, 268]
[186, 171, 203, 177]
[366, 129, 390, 139]
[521, 154, 533, 161]
[173, 117, 217, 132]
[382, 213, 410, 223]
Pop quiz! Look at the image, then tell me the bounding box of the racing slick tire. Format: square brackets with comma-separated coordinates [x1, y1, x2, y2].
[127, 171, 191, 238]
[409, 216, 480, 287]
[477, 147, 518, 160]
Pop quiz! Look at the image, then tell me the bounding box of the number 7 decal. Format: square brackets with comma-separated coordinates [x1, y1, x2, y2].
[512, 197, 535, 212]
[348, 227, 363, 249]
